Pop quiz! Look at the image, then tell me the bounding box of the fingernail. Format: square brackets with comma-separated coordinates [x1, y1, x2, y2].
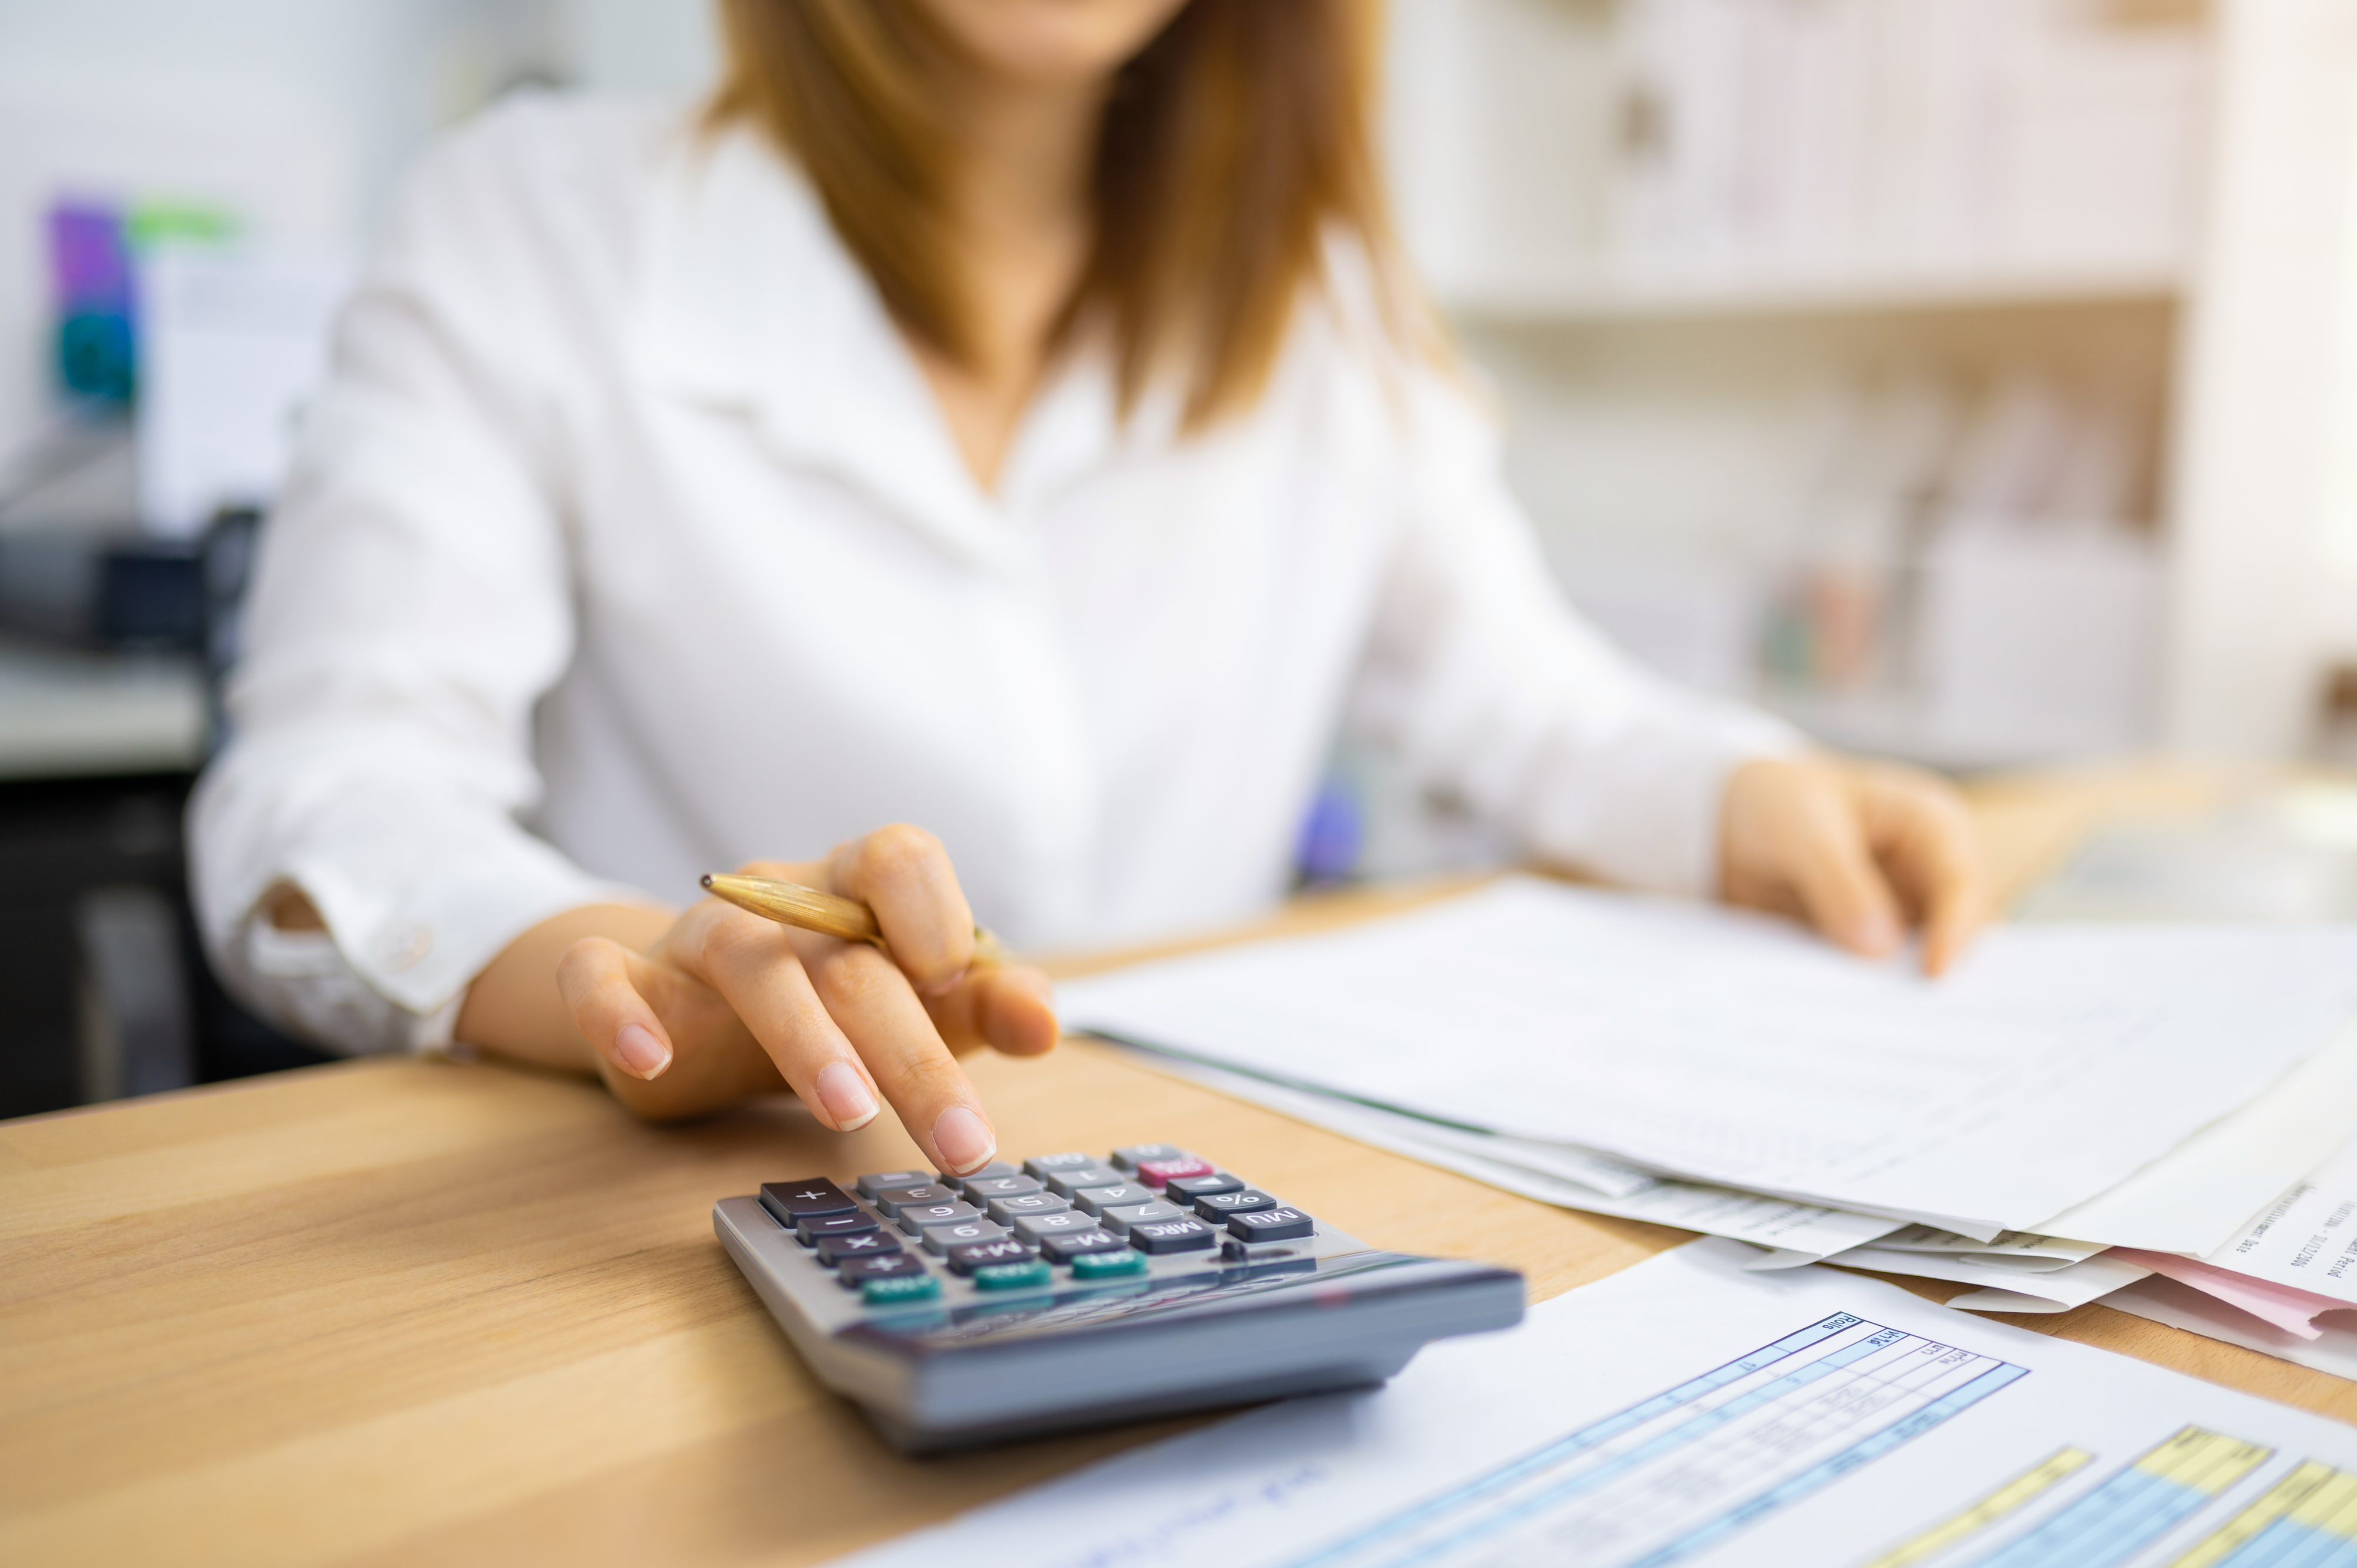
[932, 1105, 995, 1175]
[614, 1023, 670, 1079]
[816, 1061, 879, 1131]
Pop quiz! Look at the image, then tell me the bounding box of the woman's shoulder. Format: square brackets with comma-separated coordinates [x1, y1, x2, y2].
[394, 91, 688, 242]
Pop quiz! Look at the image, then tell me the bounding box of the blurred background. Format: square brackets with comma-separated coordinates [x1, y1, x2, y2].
[4, 0, 2355, 1115]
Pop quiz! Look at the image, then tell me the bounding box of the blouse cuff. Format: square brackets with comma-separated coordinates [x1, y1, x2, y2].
[1526, 699, 1807, 897]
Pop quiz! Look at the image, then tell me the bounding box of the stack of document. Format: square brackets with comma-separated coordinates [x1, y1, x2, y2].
[1058, 877, 2357, 1338]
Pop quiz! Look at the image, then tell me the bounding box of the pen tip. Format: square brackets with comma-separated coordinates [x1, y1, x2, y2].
[699, 874, 715, 889]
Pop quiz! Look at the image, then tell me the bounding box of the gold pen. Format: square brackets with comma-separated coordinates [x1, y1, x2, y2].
[699, 872, 1013, 968]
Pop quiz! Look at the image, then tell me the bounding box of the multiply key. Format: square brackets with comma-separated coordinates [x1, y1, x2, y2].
[1227, 1206, 1314, 1242]
[946, 1237, 1035, 1275]
[816, 1230, 902, 1263]
[759, 1179, 856, 1226]
[1130, 1216, 1217, 1253]
[1135, 1156, 1216, 1189]
[797, 1210, 881, 1245]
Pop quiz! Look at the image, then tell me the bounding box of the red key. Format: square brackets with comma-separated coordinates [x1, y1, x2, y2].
[1135, 1156, 1216, 1188]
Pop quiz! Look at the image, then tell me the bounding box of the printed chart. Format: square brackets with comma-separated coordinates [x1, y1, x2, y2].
[1279, 1312, 2357, 1568]
[1285, 1312, 2027, 1567]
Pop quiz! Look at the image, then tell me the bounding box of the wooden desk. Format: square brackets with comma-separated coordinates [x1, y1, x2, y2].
[2, 763, 2346, 1567]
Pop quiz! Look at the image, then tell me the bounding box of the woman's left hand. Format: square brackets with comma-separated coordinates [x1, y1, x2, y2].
[1719, 754, 1989, 975]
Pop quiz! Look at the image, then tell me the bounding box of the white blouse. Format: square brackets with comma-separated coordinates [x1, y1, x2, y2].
[189, 94, 1797, 1056]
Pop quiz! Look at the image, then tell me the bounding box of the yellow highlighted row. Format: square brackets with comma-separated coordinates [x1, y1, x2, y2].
[2136, 1425, 2275, 1495]
[2171, 1459, 2357, 1568]
[1856, 1448, 2095, 1568]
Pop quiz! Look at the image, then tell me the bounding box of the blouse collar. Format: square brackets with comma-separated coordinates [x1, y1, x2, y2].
[632, 118, 1162, 570]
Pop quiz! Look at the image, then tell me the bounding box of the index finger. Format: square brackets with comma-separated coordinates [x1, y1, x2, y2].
[1864, 774, 1989, 976]
[797, 936, 998, 1174]
[828, 824, 975, 996]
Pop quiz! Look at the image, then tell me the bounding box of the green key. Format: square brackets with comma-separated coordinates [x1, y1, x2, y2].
[971, 1259, 1053, 1292]
[1071, 1250, 1147, 1280]
[860, 1273, 942, 1306]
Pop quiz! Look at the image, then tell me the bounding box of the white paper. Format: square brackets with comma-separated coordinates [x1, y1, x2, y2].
[835, 1241, 2357, 1568]
[1825, 1247, 2150, 1312]
[2104, 1275, 2357, 1381]
[1868, 1225, 2110, 1270]
[1120, 1045, 1900, 1257]
[2034, 1015, 2357, 1256]
[1062, 879, 2357, 1233]
[2196, 1131, 2357, 1309]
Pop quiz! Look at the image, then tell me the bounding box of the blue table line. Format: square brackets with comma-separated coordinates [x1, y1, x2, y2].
[1281, 1312, 1869, 1568]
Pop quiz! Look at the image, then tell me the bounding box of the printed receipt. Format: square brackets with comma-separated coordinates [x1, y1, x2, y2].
[2205, 1134, 2357, 1309]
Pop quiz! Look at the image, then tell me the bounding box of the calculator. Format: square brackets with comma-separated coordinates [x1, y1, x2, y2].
[713, 1141, 1526, 1451]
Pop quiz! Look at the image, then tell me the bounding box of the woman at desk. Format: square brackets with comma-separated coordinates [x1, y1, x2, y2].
[190, 0, 1986, 1177]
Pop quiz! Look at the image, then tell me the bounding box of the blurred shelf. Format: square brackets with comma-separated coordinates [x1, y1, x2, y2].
[1761, 684, 2150, 776]
[0, 640, 206, 780]
[1437, 259, 2186, 324]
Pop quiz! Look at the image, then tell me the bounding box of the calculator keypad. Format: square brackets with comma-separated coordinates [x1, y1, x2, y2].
[758, 1150, 1322, 1304]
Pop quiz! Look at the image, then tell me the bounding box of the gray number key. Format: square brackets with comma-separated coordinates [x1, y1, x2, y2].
[1111, 1143, 1187, 1171]
[985, 1191, 1072, 1225]
[870, 1183, 957, 1217]
[1021, 1151, 1097, 1179]
[1011, 1209, 1098, 1245]
[920, 1218, 1012, 1255]
[895, 1200, 981, 1234]
[1044, 1166, 1126, 1198]
[963, 1174, 1045, 1204]
[1075, 1181, 1154, 1216]
[1098, 1200, 1188, 1236]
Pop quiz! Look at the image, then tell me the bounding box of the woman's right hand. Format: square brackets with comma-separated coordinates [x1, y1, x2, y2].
[550, 826, 1058, 1174]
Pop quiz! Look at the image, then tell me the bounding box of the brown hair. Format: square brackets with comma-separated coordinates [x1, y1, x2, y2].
[709, 0, 1427, 428]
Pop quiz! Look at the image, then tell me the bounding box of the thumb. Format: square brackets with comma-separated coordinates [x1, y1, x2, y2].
[556, 935, 675, 1079]
[1783, 797, 1904, 960]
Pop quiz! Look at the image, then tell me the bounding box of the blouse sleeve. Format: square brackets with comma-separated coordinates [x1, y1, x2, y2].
[188, 105, 644, 1054]
[1347, 369, 1803, 896]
